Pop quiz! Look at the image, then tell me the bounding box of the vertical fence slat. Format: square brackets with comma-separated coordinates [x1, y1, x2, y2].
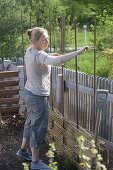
[18, 65, 25, 114]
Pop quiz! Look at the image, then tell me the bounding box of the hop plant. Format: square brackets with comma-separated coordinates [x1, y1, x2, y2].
[22, 163, 29, 170]
[46, 143, 58, 170]
[77, 135, 107, 170]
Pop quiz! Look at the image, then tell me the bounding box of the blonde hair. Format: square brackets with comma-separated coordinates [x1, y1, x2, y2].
[27, 27, 48, 43]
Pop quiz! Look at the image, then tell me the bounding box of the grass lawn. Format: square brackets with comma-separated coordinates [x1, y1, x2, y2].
[76, 30, 94, 46]
[65, 30, 95, 74]
[64, 30, 110, 78]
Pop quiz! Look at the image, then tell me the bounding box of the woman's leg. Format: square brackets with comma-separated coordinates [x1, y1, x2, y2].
[29, 95, 49, 162]
[16, 96, 31, 159]
[31, 147, 39, 162]
[20, 137, 29, 150]
[20, 137, 32, 155]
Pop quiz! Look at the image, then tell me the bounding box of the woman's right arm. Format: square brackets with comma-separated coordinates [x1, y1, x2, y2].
[38, 46, 88, 65]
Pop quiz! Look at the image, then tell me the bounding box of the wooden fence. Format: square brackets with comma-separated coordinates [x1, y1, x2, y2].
[0, 60, 25, 117]
[48, 66, 113, 169]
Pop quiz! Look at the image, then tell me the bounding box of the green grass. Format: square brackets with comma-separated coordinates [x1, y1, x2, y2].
[64, 30, 94, 73]
[53, 30, 110, 78]
[65, 30, 94, 49]
[65, 50, 94, 74]
[65, 30, 110, 78]
[65, 50, 110, 78]
[76, 31, 94, 46]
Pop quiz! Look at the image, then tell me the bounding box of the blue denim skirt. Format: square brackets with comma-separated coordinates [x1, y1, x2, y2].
[23, 94, 50, 148]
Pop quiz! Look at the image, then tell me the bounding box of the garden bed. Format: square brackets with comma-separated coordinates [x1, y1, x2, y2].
[0, 115, 49, 170]
[0, 115, 77, 170]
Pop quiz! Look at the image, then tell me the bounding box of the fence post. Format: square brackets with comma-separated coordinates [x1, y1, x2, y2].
[18, 65, 25, 114]
[56, 74, 64, 115]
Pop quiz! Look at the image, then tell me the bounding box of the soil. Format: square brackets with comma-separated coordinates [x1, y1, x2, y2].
[0, 115, 49, 170]
[0, 115, 77, 170]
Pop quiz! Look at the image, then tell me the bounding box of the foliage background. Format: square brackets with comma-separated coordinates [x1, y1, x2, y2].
[0, 0, 113, 78]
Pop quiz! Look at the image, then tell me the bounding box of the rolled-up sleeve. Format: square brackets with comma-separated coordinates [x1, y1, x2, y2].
[38, 47, 86, 65]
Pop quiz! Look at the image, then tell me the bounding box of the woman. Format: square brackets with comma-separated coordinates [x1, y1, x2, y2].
[17, 27, 88, 170]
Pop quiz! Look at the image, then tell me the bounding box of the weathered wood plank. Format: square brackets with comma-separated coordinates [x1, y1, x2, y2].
[0, 97, 19, 104]
[65, 80, 94, 95]
[0, 89, 19, 96]
[0, 71, 19, 78]
[0, 106, 19, 114]
[0, 79, 19, 87]
[65, 80, 113, 102]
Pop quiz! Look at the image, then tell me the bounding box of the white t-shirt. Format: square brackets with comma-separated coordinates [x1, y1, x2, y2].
[25, 47, 51, 96]
[25, 46, 86, 96]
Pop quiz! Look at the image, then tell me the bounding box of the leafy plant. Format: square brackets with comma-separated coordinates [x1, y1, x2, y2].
[96, 10, 113, 51]
[46, 143, 58, 170]
[22, 162, 29, 170]
[77, 135, 107, 170]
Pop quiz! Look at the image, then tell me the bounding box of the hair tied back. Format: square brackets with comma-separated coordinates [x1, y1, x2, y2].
[27, 28, 33, 38]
